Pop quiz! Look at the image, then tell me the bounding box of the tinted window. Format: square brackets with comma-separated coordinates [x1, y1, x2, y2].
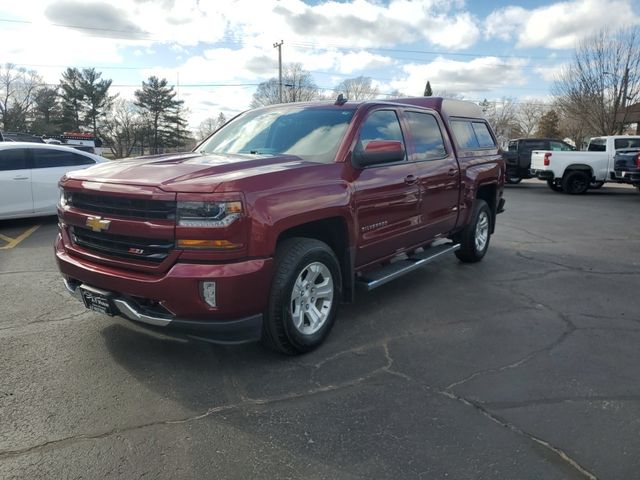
[0, 148, 28, 171]
[405, 112, 446, 161]
[588, 139, 606, 152]
[508, 141, 517, 152]
[450, 120, 478, 149]
[522, 140, 547, 152]
[549, 141, 573, 151]
[471, 122, 496, 148]
[357, 110, 405, 152]
[32, 149, 95, 169]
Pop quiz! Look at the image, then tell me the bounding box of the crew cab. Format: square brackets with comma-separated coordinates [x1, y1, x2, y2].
[504, 138, 574, 184]
[530, 135, 640, 194]
[613, 148, 640, 191]
[55, 97, 505, 354]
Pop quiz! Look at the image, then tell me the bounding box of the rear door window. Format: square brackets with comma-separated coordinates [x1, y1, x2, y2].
[404, 111, 446, 161]
[450, 120, 479, 149]
[471, 122, 496, 148]
[0, 148, 28, 171]
[32, 149, 95, 168]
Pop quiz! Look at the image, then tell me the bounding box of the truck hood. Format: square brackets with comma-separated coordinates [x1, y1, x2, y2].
[64, 152, 314, 193]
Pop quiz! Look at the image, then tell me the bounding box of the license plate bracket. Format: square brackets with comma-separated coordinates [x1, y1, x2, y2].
[79, 285, 115, 316]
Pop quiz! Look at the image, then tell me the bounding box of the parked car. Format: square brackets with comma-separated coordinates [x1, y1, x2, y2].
[2, 132, 45, 143]
[504, 138, 574, 184]
[530, 135, 640, 194]
[613, 148, 640, 191]
[56, 96, 505, 354]
[0, 142, 106, 220]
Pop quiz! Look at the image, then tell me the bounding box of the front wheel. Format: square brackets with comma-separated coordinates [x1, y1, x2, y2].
[590, 181, 605, 189]
[506, 175, 522, 184]
[455, 199, 491, 263]
[263, 238, 341, 355]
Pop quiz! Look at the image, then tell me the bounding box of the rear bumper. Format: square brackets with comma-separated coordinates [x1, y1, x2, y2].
[530, 169, 555, 180]
[55, 233, 273, 344]
[612, 170, 640, 185]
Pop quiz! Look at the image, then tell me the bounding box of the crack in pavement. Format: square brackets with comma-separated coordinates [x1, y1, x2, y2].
[485, 395, 640, 410]
[438, 389, 598, 480]
[499, 223, 559, 243]
[0, 311, 90, 333]
[516, 251, 639, 276]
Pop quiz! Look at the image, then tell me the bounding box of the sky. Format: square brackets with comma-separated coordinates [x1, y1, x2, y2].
[2, 0, 639, 128]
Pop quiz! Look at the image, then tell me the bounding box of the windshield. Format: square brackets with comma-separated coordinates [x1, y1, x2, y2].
[198, 106, 356, 163]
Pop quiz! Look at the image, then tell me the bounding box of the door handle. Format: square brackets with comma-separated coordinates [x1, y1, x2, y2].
[404, 175, 418, 185]
[12, 176, 29, 180]
[447, 169, 458, 176]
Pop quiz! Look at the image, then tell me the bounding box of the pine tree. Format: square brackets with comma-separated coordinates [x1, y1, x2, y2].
[59, 68, 85, 131]
[423, 81, 433, 97]
[80, 68, 113, 137]
[32, 87, 61, 135]
[134, 76, 187, 153]
[537, 110, 561, 138]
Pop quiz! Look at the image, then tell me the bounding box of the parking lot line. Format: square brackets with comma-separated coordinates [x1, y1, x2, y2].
[0, 225, 40, 250]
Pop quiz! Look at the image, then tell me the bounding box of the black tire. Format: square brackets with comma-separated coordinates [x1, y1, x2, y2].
[590, 181, 605, 189]
[562, 171, 590, 194]
[547, 179, 563, 192]
[262, 237, 341, 355]
[635, 185, 640, 194]
[454, 199, 491, 263]
[506, 176, 522, 184]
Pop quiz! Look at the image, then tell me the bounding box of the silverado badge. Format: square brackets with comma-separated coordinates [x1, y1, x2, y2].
[86, 216, 111, 232]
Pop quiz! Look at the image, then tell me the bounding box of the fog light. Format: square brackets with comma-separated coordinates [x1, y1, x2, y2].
[201, 281, 216, 307]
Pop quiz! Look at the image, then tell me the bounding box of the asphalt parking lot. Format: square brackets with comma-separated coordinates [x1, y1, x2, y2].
[1, 180, 639, 479]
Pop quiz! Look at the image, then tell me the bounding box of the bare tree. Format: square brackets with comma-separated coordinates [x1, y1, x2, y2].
[480, 98, 519, 146]
[101, 99, 144, 158]
[515, 102, 545, 137]
[251, 63, 320, 107]
[196, 112, 227, 141]
[553, 26, 640, 135]
[0, 63, 44, 131]
[334, 76, 379, 101]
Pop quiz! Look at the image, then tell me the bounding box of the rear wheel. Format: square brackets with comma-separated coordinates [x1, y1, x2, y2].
[562, 171, 590, 194]
[455, 199, 491, 263]
[547, 179, 563, 192]
[263, 238, 341, 355]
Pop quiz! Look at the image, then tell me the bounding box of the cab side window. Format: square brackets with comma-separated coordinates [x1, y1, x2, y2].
[357, 110, 405, 158]
[0, 149, 28, 171]
[450, 120, 496, 150]
[549, 141, 573, 151]
[404, 112, 446, 161]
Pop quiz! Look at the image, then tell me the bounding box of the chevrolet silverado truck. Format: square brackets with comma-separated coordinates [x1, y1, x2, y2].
[503, 137, 574, 184]
[56, 97, 505, 354]
[530, 135, 640, 194]
[613, 148, 640, 192]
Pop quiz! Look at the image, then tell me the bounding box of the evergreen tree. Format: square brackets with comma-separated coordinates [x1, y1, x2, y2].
[134, 76, 187, 153]
[423, 81, 433, 97]
[32, 86, 61, 135]
[59, 67, 85, 131]
[537, 110, 561, 138]
[80, 68, 113, 137]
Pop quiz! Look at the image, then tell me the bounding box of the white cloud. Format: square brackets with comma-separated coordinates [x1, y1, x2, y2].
[386, 56, 529, 97]
[485, 0, 640, 49]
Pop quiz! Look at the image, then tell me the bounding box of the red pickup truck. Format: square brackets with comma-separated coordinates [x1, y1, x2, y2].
[56, 97, 505, 354]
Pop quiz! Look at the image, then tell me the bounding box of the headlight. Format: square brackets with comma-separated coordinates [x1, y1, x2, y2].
[177, 201, 243, 227]
[59, 189, 71, 208]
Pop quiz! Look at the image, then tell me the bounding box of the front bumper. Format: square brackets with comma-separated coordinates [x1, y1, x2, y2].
[55, 233, 273, 344]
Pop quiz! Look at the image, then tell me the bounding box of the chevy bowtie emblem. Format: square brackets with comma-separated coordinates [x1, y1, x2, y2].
[86, 216, 111, 232]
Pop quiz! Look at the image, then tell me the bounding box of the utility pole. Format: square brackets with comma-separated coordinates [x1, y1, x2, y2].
[273, 40, 283, 103]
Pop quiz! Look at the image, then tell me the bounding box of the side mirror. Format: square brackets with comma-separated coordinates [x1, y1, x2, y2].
[352, 140, 405, 168]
